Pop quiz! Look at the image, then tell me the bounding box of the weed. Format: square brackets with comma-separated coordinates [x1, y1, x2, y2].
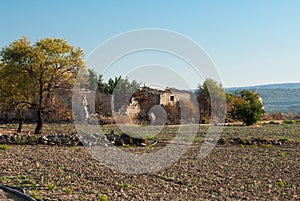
[194, 137, 203, 142]
[65, 186, 73, 195]
[27, 135, 37, 144]
[70, 146, 78, 150]
[0, 176, 12, 182]
[278, 152, 286, 157]
[297, 153, 300, 157]
[285, 183, 292, 187]
[250, 144, 258, 148]
[122, 144, 131, 148]
[118, 183, 131, 188]
[277, 181, 285, 188]
[30, 190, 42, 200]
[261, 144, 273, 148]
[0, 144, 9, 150]
[278, 137, 290, 142]
[186, 183, 192, 187]
[240, 138, 247, 145]
[159, 175, 167, 180]
[97, 194, 108, 201]
[200, 117, 209, 124]
[281, 191, 286, 196]
[47, 183, 57, 191]
[16, 136, 37, 145]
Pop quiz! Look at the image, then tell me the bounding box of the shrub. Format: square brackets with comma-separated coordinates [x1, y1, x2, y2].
[230, 90, 264, 125]
[269, 121, 280, 125]
[283, 120, 296, 124]
[200, 117, 209, 124]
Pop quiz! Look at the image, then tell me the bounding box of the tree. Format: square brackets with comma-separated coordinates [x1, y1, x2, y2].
[0, 40, 32, 132]
[85, 73, 141, 117]
[230, 90, 264, 125]
[0, 37, 85, 134]
[110, 77, 141, 114]
[87, 68, 98, 90]
[196, 79, 226, 124]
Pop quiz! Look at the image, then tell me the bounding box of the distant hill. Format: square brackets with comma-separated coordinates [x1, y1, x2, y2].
[226, 83, 300, 115]
[227, 83, 300, 91]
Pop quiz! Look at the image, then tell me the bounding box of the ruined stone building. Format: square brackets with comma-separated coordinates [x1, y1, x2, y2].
[127, 87, 198, 124]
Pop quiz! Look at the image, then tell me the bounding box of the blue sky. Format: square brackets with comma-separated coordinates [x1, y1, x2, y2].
[1, 0, 300, 87]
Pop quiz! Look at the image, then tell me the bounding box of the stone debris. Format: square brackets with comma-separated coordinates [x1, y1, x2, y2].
[0, 132, 82, 146]
[0, 130, 157, 147]
[0, 131, 291, 147]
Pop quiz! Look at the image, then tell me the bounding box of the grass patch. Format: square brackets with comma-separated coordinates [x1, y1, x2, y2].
[30, 190, 42, 200]
[146, 136, 156, 141]
[277, 181, 285, 188]
[97, 194, 108, 201]
[240, 138, 247, 145]
[118, 183, 131, 188]
[47, 183, 57, 191]
[122, 144, 131, 148]
[261, 144, 273, 149]
[278, 137, 290, 142]
[194, 137, 203, 142]
[65, 186, 73, 195]
[0, 176, 12, 182]
[0, 144, 9, 150]
[16, 135, 37, 145]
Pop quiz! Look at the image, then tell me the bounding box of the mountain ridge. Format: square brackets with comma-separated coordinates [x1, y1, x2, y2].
[226, 82, 300, 91]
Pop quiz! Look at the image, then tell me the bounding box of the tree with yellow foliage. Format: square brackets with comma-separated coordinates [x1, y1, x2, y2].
[0, 37, 85, 133]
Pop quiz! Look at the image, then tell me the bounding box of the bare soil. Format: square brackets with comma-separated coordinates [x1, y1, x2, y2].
[0, 123, 299, 200]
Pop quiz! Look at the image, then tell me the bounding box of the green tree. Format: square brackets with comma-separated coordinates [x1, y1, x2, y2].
[0, 37, 85, 134]
[0, 39, 33, 132]
[0, 78, 29, 132]
[196, 78, 226, 124]
[87, 68, 98, 90]
[111, 77, 141, 114]
[230, 90, 264, 125]
[102, 76, 122, 94]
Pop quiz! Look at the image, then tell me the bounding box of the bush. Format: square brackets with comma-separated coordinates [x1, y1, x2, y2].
[230, 90, 264, 125]
[268, 121, 280, 125]
[200, 117, 209, 124]
[283, 120, 297, 124]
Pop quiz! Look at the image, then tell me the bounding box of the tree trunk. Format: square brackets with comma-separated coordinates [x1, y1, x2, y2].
[35, 110, 44, 134]
[4, 113, 9, 123]
[16, 110, 25, 133]
[17, 117, 25, 133]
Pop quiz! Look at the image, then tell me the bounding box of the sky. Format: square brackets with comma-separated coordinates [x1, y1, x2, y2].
[1, 0, 300, 88]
